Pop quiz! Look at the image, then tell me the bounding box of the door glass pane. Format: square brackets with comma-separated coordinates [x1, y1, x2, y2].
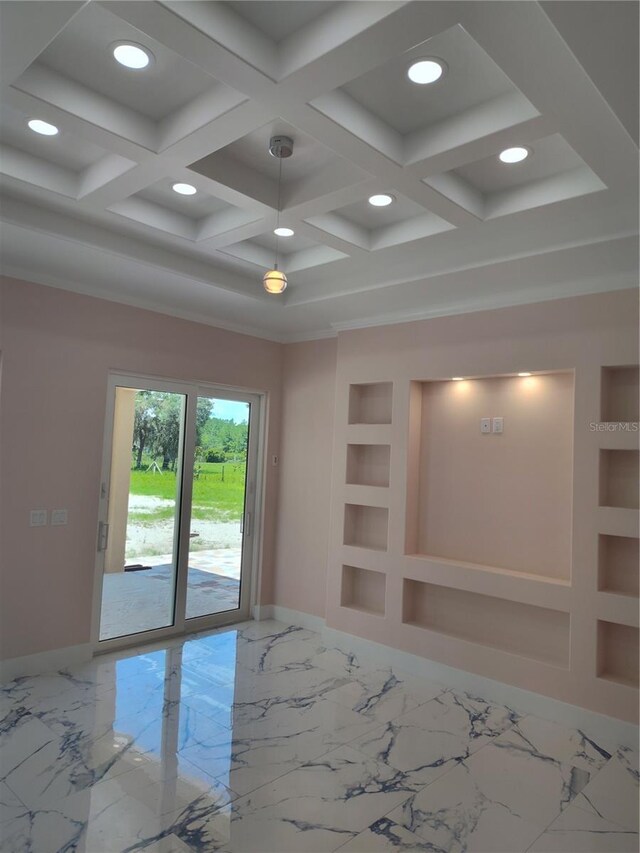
[185, 397, 250, 620]
[99, 388, 186, 640]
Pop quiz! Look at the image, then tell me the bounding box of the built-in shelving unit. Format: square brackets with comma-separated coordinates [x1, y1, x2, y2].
[597, 620, 639, 688]
[341, 565, 386, 615]
[599, 449, 639, 509]
[348, 382, 392, 424]
[402, 580, 570, 667]
[601, 366, 639, 422]
[598, 534, 639, 597]
[346, 443, 391, 487]
[343, 503, 389, 551]
[328, 335, 639, 724]
[406, 372, 574, 580]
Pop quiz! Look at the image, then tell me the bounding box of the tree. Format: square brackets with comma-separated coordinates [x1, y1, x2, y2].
[132, 391, 158, 469]
[132, 393, 216, 471]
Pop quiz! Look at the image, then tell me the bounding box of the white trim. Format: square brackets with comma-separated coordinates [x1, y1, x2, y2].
[254, 604, 326, 634]
[329, 277, 638, 334]
[0, 644, 93, 682]
[253, 605, 638, 751]
[92, 374, 264, 652]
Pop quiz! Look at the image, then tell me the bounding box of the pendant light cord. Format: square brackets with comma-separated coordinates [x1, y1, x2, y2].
[274, 154, 282, 269]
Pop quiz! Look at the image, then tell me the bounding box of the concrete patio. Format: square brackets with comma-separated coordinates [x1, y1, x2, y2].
[100, 548, 241, 640]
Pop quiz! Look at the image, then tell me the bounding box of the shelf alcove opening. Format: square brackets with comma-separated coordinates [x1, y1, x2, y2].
[598, 534, 639, 597]
[348, 382, 392, 424]
[597, 620, 639, 688]
[341, 565, 386, 615]
[402, 579, 570, 667]
[408, 372, 574, 579]
[343, 504, 389, 551]
[599, 450, 639, 510]
[346, 444, 391, 487]
[601, 366, 639, 423]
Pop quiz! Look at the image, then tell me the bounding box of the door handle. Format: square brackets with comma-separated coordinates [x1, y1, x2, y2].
[243, 512, 252, 538]
[97, 521, 110, 552]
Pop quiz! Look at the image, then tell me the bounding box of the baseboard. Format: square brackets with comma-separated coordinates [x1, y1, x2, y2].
[253, 604, 326, 633]
[258, 605, 637, 752]
[0, 643, 93, 682]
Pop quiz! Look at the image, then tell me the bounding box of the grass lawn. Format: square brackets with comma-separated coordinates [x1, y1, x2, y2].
[129, 462, 247, 523]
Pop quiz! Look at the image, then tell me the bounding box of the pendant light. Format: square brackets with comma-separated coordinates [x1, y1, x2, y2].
[263, 135, 293, 294]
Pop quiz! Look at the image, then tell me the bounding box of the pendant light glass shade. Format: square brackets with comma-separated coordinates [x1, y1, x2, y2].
[263, 267, 287, 294]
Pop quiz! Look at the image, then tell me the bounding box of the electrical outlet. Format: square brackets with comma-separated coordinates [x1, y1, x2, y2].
[480, 417, 491, 434]
[51, 509, 68, 526]
[492, 416, 504, 434]
[30, 509, 47, 527]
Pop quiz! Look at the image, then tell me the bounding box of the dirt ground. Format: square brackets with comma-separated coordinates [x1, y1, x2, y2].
[126, 494, 242, 558]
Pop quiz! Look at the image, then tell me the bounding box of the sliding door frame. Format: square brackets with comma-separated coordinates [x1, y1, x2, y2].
[91, 371, 265, 654]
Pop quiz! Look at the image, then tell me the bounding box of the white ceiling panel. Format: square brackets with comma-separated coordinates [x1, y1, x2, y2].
[36, 3, 218, 121]
[0, 0, 636, 339]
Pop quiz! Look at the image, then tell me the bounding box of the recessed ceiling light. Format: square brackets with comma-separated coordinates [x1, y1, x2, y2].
[27, 119, 59, 136]
[172, 183, 197, 195]
[499, 146, 530, 164]
[368, 194, 394, 207]
[451, 377, 465, 381]
[274, 227, 294, 237]
[112, 42, 152, 69]
[407, 58, 445, 85]
[518, 372, 532, 377]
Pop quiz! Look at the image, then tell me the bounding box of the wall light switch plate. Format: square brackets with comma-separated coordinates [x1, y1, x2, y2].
[51, 509, 68, 526]
[492, 416, 504, 434]
[30, 509, 47, 527]
[480, 417, 491, 434]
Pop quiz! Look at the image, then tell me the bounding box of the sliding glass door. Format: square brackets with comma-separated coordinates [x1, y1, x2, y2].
[185, 396, 251, 621]
[94, 376, 261, 648]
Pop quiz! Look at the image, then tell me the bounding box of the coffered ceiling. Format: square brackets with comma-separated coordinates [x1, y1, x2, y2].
[0, 1, 637, 341]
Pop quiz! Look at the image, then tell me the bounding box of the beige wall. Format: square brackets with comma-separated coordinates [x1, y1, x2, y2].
[274, 339, 337, 617]
[0, 277, 282, 660]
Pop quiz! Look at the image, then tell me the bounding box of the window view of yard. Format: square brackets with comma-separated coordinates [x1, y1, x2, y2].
[100, 389, 251, 640]
[125, 392, 249, 562]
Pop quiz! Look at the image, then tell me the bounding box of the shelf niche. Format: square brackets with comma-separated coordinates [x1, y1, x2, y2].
[403, 580, 570, 667]
[408, 372, 574, 580]
[341, 565, 386, 615]
[348, 382, 392, 425]
[599, 450, 639, 510]
[344, 503, 389, 551]
[598, 534, 639, 597]
[346, 444, 391, 487]
[601, 366, 639, 423]
[597, 621, 639, 688]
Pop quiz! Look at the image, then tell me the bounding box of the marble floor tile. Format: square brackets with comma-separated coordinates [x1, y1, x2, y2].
[336, 815, 439, 851]
[573, 746, 639, 832]
[0, 782, 26, 825]
[389, 726, 592, 847]
[164, 745, 422, 852]
[528, 801, 640, 852]
[181, 697, 382, 797]
[327, 666, 445, 724]
[387, 759, 547, 852]
[351, 687, 520, 786]
[495, 714, 613, 773]
[1, 619, 636, 853]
